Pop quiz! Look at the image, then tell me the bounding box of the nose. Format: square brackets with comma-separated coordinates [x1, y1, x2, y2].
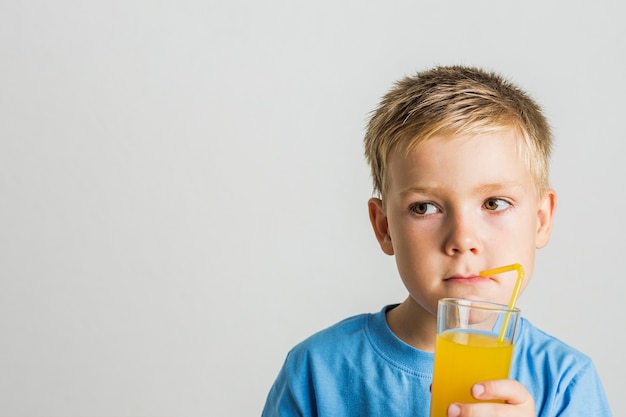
[443, 211, 481, 256]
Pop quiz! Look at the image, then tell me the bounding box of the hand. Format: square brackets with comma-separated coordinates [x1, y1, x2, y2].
[447, 380, 535, 417]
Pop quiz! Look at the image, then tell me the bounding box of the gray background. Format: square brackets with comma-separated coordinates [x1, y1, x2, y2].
[1, 1, 623, 416]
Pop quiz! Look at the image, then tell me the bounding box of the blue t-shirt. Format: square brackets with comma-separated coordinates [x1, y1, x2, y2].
[262, 305, 611, 416]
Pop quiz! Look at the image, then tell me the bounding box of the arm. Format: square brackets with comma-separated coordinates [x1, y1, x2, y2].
[261, 360, 307, 417]
[547, 361, 612, 417]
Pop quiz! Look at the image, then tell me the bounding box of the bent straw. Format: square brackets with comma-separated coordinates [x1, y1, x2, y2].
[479, 263, 524, 343]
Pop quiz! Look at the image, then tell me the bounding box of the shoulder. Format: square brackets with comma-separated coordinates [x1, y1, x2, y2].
[280, 304, 403, 374]
[287, 312, 372, 360]
[513, 319, 611, 416]
[514, 317, 594, 378]
[515, 318, 593, 368]
[262, 313, 374, 417]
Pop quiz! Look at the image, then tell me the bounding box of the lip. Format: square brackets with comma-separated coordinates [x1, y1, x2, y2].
[444, 275, 491, 284]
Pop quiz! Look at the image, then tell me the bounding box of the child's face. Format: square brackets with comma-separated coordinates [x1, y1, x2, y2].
[368, 128, 556, 318]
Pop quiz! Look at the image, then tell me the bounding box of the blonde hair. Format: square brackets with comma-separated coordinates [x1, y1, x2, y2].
[364, 65, 553, 197]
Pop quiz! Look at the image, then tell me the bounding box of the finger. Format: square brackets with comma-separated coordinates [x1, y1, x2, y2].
[448, 401, 521, 417]
[472, 379, 532, 404]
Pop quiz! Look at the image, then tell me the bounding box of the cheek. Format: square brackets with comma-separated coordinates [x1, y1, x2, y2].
[489, 215, 538, 257]
[391, 228, 440, 273]
[491, 208, 536, 236]
[482, 215, 536, 256]
[391, 217, 437, 246]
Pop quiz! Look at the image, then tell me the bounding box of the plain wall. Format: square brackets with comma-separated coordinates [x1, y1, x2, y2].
[1, 1, 623, 416]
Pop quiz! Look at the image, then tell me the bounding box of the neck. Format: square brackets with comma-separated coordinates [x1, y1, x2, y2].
[386, 297, 438, 352]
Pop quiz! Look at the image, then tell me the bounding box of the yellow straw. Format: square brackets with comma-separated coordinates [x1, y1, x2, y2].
[479, 263, 524, 343]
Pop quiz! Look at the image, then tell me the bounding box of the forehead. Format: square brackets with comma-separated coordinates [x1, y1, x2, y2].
[385, 129, 535, 193]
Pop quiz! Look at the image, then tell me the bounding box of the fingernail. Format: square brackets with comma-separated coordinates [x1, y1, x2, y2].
[447, 403, 461, 417]
[472, 383, 485, 398]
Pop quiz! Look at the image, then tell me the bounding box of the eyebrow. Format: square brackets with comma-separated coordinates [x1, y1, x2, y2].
[474, 182, 526, 194]
[399, 182, 526, 197]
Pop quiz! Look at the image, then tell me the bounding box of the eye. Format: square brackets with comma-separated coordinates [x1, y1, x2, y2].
[409, 202, 439, 216]
[483, 198, 511, 211]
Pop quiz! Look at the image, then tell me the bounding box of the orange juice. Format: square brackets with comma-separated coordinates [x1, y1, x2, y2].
[430, 330, 513, 417]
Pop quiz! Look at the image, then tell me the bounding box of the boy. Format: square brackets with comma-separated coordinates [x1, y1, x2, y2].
[261, 66, 611, 416]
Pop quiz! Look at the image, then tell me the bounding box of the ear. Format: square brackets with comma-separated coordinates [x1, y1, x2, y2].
[368, 197, 394, 255]
[536, 189, 557, 249]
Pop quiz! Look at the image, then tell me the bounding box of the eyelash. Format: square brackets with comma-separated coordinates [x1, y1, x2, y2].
[408, 198, 512, 216]
[483, 198, 512, 212]
[409, 202, 439, 216]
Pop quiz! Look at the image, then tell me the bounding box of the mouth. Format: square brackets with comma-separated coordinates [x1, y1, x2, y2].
[444, 275, 491, 284]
